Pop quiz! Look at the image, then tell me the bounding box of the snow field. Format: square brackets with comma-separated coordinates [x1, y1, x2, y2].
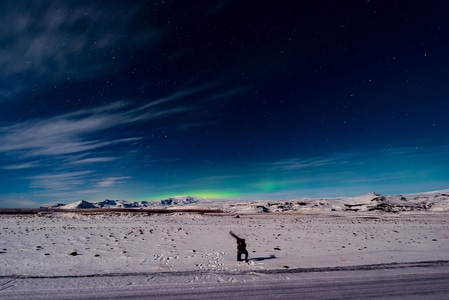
[1, 212, 449, 277]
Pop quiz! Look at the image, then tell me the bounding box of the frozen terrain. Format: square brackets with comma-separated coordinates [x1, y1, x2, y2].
[1, 191, 449, 298]
[1, 211, 449, 277]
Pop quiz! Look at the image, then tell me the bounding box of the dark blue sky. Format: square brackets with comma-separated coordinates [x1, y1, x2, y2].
[1, 1, 448, 207]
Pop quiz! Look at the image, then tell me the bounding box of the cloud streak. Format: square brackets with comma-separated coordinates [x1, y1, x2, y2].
[29, 170, 94, 191]
[68, 157, 119, 165]
[0, 1, 160, 99]
[96, 176, 132, 188]
[270, 157, 347, 171]
[0, 89, 197, 159]
[1, 161, 40, 170]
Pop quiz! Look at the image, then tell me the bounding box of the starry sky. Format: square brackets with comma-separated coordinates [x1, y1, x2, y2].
[1, 1, 448, 207]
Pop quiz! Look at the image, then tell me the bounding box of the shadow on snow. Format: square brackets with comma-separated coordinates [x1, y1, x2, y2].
[250, 254, 276, 262]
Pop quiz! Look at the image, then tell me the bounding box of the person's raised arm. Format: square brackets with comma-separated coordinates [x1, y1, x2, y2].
[229, 231, 240, 240]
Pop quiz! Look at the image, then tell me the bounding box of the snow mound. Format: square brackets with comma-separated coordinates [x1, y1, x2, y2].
[40, 203, 66, 209]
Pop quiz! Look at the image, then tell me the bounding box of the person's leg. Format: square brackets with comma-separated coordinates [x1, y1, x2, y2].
[237, 252, 242, 261]
[243, 250, 248, 262]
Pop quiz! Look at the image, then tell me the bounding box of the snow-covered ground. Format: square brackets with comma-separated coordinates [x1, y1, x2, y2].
[2, 212, 449, 277]
[1, 191, 448, 278]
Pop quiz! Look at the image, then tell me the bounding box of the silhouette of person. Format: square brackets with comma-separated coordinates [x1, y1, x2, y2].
[229, 231, 248, 262]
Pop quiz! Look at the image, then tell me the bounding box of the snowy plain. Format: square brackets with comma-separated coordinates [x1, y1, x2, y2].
[1, 191, 449, 298]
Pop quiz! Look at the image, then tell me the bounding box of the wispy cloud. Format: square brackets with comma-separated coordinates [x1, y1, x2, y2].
[206, 0, 232, 16]
[96, 176, 131, 188]
[207, 86, 251, 101]
[1, 160, 40, 170]
[68, 157, 119, 165]
[268, 145, 449, 172]
[0, 89, 196, 159]
[29, 171, 94, 191]
[0, 1, 161, 99]
[191, 175, 243, 185]
[270, 156, 348, 171]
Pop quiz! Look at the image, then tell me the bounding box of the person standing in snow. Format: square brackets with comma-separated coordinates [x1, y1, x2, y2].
[229, 231, 248, 262]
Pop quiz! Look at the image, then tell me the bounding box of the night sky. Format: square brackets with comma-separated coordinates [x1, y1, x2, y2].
[1, 1, 448, 207]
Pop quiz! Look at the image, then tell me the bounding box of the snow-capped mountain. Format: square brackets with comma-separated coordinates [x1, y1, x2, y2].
[59, 200, 97, 210]
[94, 199, 147, 208]
[52, 196, 202, 210]
[157, 196, 199, 206]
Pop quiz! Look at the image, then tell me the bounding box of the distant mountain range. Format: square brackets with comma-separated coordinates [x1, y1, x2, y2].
[41, 196, 200, 210]
[40, 191, 449, 213]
